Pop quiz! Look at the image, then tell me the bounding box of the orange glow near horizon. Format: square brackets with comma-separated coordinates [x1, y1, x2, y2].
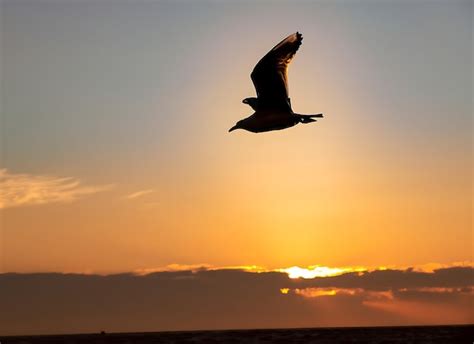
[295, 288, 338, 297]
[288, 287, 474, 299]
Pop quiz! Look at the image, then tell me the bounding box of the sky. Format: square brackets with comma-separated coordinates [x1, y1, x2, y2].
[0, 0, 472, 334]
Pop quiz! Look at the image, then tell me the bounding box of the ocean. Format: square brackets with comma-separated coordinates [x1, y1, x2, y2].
[3, 325, 473, 343]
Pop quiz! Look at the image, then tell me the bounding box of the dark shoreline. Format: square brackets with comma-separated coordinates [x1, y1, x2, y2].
[3, 324, 473, 343]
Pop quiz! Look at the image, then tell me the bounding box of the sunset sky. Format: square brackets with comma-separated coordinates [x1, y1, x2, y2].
[0, 0, 472, 335]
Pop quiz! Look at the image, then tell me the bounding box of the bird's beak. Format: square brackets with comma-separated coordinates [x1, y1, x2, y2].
[228, 125, 239, 132]
[242, 100, 247, 104]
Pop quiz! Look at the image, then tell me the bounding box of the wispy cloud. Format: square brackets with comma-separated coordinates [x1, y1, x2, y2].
[125, 189, 154, 200]
[0, 168, 113, 209]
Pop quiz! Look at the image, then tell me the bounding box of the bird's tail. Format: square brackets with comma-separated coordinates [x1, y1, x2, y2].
[297, 113, 324, 123]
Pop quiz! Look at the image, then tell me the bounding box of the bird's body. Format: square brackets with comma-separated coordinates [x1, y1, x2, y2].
[229, 32, 323, 133]
[234, 110, 300, 133]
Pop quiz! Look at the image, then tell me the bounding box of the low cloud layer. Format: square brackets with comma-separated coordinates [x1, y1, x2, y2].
[1, 266, 472, 335]
[0, 169, 112, 209]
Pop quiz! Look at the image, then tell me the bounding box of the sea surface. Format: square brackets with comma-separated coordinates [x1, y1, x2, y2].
[2, 325, 473, 343]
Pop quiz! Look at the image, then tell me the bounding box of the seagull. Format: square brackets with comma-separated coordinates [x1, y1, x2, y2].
[229, 32, 323, 133]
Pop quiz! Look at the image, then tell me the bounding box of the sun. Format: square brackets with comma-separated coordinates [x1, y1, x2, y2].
[281, 265, 366, 279]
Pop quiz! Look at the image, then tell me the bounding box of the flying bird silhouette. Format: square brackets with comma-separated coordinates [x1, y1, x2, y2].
[229, 32, 323, 133]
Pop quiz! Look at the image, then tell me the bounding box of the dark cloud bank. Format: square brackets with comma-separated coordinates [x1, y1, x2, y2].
[1, 267, 472, 335]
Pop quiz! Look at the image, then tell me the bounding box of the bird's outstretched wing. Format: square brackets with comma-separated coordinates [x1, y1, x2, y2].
[251, 32, 303, 112]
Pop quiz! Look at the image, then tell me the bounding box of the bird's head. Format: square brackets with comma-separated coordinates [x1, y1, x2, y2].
[228, 120, 243, 132]
[242, 97, 258, 110]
